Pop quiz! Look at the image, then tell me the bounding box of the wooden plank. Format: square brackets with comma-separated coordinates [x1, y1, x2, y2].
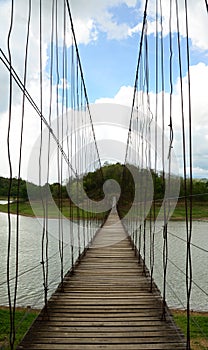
[17, 337, 185, 344]
[18, 344, 186, 350]
[17, 212, 186, 350]
[31, 326, 181, 334]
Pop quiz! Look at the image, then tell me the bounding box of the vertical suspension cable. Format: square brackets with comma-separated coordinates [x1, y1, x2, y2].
[175, 0, 192, 346]
[60, 0, 67, 289]
[152, 0, 159, 293]
[143, 20, 154, 291]
[184, 0, 193, 348]
[63, 3, 74, 271]
[65, 0, 105, 258]
[124, 0, 149, 166]
[80, 82, 86, 252]
[39, 0, 48, 312]
[168, 0, 174, 164]
[64, 10, 69, 221]
[70, 35, 75, 267]
[65, 0, 103, 175]
[205, 0, 208, 12]
[76, 55, 81, 259]
[55, 0, 64, 290]
[39, 0, 44, 305]
[159, 0, 168, 320]
[168, 0, 174, 263]
[121, 1, 149, 266]
[142, 21, 149, 277]
[7, 0, 14, 348]
[137, 54, 143, 264]
[14, 0, 32, 343]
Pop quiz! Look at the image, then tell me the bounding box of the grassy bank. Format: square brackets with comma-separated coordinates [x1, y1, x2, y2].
[0, 307, 208, 349]
[172, 309, 208, 349]
[152, 200, 208, 220]
[0, 307, 39, 349]
[170, 201, 208, 220]
[0, 200, 106, 220]
[0, 199, 208, 220]
[119, 200, 208, 221]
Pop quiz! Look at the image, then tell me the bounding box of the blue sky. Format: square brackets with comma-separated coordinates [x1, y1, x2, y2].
[79, 36, 139, 102]
[70, 0, 208, 101]
[69, 0, 208, 178]
[0, 0, 208, 179]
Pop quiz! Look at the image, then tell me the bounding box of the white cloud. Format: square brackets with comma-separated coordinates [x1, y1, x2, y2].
[95, 61, 208, 177]
[95, 85, 134, 106]
[0, 0, 62, 178]
[186, 167, 208, 179]
[73, 18, 98, 45]
[133, 0, 208, 51]
[1, 0, 208, 180]
[70, 0, 140, 43]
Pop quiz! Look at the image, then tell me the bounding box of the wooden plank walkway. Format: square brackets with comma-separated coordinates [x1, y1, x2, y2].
[18, 212, 186, 349]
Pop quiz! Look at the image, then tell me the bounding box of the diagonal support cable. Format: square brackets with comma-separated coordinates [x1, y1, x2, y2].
[65, 0, 103, 175]
[0, 48, 78, 178]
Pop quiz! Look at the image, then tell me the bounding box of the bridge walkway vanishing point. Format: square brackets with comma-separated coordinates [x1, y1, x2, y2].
[17, 212, 186, 350]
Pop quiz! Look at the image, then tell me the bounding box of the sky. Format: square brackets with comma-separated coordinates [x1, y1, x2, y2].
[0, 0, 208, 181]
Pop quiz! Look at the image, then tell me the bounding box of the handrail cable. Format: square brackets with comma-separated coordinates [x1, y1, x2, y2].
[167, 230, 208, 254]
[145, 238, 208, 310]
[0, 243, 69, 288]
[166, 256, 208, 298]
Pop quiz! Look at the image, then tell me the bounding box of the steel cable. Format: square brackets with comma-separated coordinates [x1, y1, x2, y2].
[0, 49, 77, 177]
[6, 0, 15, 348]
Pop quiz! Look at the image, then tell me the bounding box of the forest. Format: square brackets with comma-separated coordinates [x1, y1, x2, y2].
[0, 162, 208, 204]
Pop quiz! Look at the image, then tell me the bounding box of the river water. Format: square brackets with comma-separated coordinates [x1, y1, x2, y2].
[143, 220, 208, 311]
[0, 212, 207, 311]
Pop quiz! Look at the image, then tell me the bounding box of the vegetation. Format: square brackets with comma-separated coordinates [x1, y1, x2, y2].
[0, 177, 69, 201]
[0, 200, 106, 220]
[0, 163, 208, 219]
[173, 310, 208, 349]
[0, 307, 39, 349]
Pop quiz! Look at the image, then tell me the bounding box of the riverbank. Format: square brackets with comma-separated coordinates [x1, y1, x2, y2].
[0, 306, 39, 349]
[0, 200, 106, 220]
[0, 199, 208, 220]
[0, 306, 207, 350]
[172, 309, 208, 349]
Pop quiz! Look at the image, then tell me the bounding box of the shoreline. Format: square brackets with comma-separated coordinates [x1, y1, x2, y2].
[1, 199, 208, 221]
[170, 308, 208, 316]
[1, 211, 208, 221]
[0, 305, 40, 312]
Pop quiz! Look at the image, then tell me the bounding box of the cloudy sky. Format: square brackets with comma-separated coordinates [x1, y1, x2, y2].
[0, 0, 208, 181]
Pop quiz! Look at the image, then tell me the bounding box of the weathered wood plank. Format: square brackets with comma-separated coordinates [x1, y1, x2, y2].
[18, 344, 187, 350]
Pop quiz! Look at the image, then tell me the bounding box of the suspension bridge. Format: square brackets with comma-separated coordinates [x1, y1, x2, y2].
[17, 210, 186, 350]
[0, 0, 208, 349]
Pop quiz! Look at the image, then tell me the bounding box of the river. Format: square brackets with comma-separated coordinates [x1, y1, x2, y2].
[0, 212, 207, 311]
[144, 220, 208, 311]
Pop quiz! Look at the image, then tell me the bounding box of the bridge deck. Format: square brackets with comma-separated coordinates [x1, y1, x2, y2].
[18, 213, 186, 349]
